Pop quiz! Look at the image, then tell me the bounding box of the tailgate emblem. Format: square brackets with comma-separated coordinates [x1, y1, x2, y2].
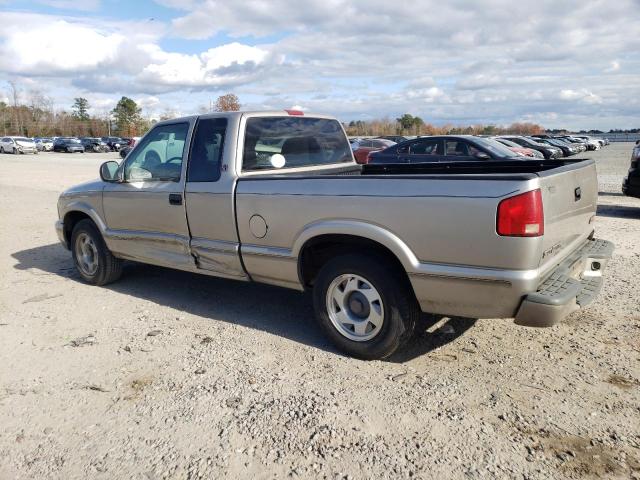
[574, 187, 582, 201]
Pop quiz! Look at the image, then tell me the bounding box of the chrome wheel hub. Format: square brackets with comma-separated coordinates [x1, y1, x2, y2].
[326, 274, 384, 342]
[75, 233, 99, 276]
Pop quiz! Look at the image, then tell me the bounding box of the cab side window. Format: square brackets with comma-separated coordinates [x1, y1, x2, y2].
[445, 140, 470, 156]
[124, 123, 189, 182]
[409, 139, 442, 155]
[187, 118, 227, 182]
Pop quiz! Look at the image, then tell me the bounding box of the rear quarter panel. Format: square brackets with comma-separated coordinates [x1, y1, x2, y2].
[235, 175, 546, 288]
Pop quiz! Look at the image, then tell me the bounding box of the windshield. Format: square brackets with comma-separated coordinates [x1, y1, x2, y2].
[65, 138, 81, 144]
[472, 137, 519, 157]
[242, 116, 352, 171]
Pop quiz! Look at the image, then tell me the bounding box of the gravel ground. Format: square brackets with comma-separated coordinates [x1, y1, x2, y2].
[0, 144, 638, 479]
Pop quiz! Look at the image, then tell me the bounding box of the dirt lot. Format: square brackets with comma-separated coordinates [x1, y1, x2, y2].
[1, 145, 639, 479]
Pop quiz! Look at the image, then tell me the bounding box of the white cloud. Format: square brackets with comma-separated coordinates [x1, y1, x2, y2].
[559, 89, 603, 104]
[0, 19, 124, 74]
[137, 42, 278, 89]
[605, 60, 620, 72]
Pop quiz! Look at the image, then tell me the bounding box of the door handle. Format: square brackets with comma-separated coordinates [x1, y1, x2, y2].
[169, 193, 183, 205]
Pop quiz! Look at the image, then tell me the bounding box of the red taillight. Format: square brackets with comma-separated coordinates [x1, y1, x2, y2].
[496, 189, 544, 237]
[285, 109, 304, 116]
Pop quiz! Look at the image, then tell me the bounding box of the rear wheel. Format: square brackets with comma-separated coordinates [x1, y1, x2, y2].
[313, 254, 418, 360]
[13, 147, 18, 154]
[0, 147, 4, 154]
[71, 219, 123, 285]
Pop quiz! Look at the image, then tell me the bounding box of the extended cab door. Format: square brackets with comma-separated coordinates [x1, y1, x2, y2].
[102, 121, 194, 269]
[183, 116, 248, 280]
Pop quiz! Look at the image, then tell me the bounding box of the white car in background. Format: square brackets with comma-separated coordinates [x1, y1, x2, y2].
[0, 136, 38, 154]
[35, 138, 54, 151]
[575, 136, 601, 150]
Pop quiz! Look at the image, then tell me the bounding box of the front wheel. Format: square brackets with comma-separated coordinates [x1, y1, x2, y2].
[71, 219, 123, 285]
[312, 254, 419, 360]
[13, 148, 18, 154]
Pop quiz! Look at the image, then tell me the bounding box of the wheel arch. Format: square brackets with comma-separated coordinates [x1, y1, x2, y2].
[62, 203, 107, 247]
[295, 221, 420, 291]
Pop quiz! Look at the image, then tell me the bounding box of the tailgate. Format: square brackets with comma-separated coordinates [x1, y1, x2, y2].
[538, 160, 598, 267]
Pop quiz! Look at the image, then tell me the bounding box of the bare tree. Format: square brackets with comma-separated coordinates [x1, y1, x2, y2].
[8, 81, 24, 134]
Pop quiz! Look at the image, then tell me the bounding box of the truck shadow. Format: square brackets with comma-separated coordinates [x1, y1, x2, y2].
[597, 204, 640, 219]
[12, 243, 476, 363]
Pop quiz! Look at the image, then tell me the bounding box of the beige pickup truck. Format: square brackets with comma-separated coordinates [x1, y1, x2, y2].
[56, 111, 613, 359]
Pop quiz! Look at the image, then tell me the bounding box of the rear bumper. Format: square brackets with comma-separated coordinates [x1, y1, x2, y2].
[514, 238, 614, 327]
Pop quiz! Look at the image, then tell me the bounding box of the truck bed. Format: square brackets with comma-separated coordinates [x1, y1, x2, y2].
[236, 158, 599, 319]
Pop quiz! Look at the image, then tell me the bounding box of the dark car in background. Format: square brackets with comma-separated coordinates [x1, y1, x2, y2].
[499, 136, 562, 159]
[622, 140, 640, 198]
[80, 137, 109, 152]
[534, 137, 578, 157]
[352, 138, 396, 164]
[101, 136, 126, 151]
[368, 135, 523, 164]
[53, 137, 85, 153]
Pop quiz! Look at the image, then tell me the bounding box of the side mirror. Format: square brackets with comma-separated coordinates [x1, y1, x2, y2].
[100, 161, 121, 182]
[636, 140, 639, 145]
[474, 151, 490, 160]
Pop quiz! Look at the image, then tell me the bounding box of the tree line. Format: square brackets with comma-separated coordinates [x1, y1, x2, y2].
[345, 113, 546, 137]
[0, 83, 243, 138]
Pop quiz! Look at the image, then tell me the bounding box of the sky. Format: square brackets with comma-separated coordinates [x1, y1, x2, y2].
[0, 0, 639, 130]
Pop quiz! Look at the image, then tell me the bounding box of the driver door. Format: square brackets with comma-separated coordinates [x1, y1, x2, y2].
[102, 121, 195, 269]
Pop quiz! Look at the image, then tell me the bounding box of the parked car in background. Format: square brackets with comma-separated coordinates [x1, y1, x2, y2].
[622, 140, 640, 199]
[101, 136, 126, 151]
[492, 137, 544, 158]
[53, 137, 85, 153]
[574, 136, 602, 150]
[35, 137, 54, 151]
[80, 137, 109, 152]
[352, 138, 396, 164]
[556, 136, 587, 152]
[0, 136, 38, 154]
[499, 136, 562, 159]
[531, 137, 577, 157]
[368, 135, 523, 164]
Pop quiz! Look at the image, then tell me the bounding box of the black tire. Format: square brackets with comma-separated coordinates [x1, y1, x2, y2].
[13, 148, 18, 154]
[0, 147, 4, 154]
[312, 253, 419, 360]
[71, 219, 123, 285]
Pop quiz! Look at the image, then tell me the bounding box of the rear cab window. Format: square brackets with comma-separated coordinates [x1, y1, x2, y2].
[242, 116, 353, 172]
